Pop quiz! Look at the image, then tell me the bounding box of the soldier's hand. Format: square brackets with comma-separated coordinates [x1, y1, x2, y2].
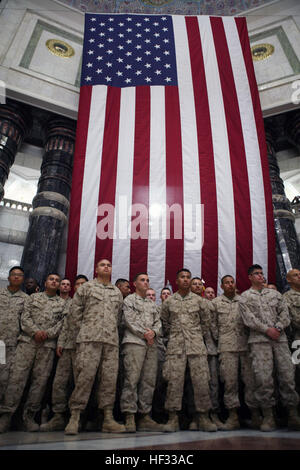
[144, 329, 155, 341]
[34, 331, 44, 343]
[266, 327, 280, 341]
[56, 346, 63, 357]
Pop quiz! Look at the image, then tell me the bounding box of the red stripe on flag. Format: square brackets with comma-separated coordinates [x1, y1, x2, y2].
[211, 17, 253, 291]
[185, 16, 219, 293]
[129, 86, 150, 281]
[235, 17, 276, 284]
[94, 87, 121, 271]
[65, 86, 92, 283]
[165, 86, 184, 291]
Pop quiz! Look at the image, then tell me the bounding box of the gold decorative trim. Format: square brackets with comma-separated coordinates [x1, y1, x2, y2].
[46, 39, 75, 58]
[251, 43, 274, 61]
[141, 0, 172, 5]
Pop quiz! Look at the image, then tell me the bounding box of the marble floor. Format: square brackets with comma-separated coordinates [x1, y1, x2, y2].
[1, 428, 300, 450]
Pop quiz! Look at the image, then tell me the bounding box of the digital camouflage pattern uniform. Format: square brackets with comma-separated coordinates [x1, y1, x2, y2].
[211, 294, 257, 410]
[120, 293, 162, 415]
[283, 288, 300, 392]
[68, 279, 123, 412]
[0, 288, 28, 402]
[152, 305, 168, 418]
[161, 291, 212, 413]
[239, 288, 299, 409]
[284, 289, 300, 342]
[51, 297, 77, 414]
[0, 292, 67, 418]
[204, 301, 220, 412]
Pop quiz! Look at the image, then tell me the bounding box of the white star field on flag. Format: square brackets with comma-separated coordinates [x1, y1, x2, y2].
[82, 14, 178, 88]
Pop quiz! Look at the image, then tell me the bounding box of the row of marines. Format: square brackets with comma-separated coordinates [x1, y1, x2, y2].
[0, 261, 300, 434]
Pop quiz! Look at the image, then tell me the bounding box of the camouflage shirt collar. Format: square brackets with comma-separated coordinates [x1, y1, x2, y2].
[221, 293, 239, 303]
[173, 291, 193, 300]
[92, 278, 114, 289]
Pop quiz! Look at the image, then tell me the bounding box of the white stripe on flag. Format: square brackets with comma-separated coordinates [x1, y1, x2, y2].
[77, 85, 107, 279]
[111, 87, 136, 284]
[223, 17, 268, 278]
[198, 16, 236, 293]
[147, 86, 167, 293]
[173, 15, 202, 278]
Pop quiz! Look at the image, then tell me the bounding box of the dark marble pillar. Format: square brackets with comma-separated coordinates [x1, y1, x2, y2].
[21, 117, 76, 287]
[265, 125, 300, 292]
[0, 103, 32, 201]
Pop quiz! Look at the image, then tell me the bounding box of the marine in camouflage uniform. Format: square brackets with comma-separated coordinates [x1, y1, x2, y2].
[203, 302, 222, 426]
[189, 280, 222, 430]
[65, 259, 125, 435]
[121, 275, 163, 432]
[161, 269, 216, 432]
[239, 264, 300, 431]
[0, 273, 66, 433]
[151, 288, 170, 423]
[40, 277, 88, 432]
[284, 269, 300, 394]
[0, 267, 28, 403]
[211, 275, 259, 430]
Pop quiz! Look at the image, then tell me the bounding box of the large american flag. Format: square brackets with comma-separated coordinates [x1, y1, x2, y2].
[65, 13, 275, 294]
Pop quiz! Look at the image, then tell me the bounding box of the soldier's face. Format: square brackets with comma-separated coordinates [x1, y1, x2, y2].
[287, 269, 300, 289]
[160, 289, 171, 302]
[249, 269, 264, 287]
[190, 279, 203, 295]
[96, 259, 112, 277]
[25, 278, 39, 294]
[134, 274, 149, 294]
[204, 287, 215, 300]
[221, 276, 236, 296]
[45, 275, 60, 292]
[60, 279, 71, 293]
[8, 269, 24, 288]
[74, 278, 87, 292]
[176, 272, 191, 290]
[118, 282, 131, 298]
[146, 289, 156, 302]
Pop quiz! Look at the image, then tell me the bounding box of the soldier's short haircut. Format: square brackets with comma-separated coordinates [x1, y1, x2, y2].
[46, 272, 61, 280]
[9, 266, 24, 276]
[60, 278, 71, 283]
[221, 274, 234, 284]
[247, 264, 263, 276]
[160, 287, 171, 294]
[133, 272, 148, 282]
[96, 259, 111, 266]
[191, 276, 202, 282]
[75, 274, 88, 282]
[115, 278, 129, 286]
[176, 268, 191, 279]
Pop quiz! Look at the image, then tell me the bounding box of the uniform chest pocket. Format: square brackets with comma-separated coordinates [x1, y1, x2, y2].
[217, 307, 229, 316]
[265, 298, 278, 310]
[110, 294, 120, 303]
[292, 297, 300, 308]
[32, 300, 44, 309]
[52, 306, 64, 320]
[90, 292, 104, 303]
[246, 302, 258, 312]
[12, 299, 24, 313]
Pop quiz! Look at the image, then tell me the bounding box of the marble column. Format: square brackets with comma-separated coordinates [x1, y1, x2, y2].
[265, 125, 300, 292]
[21, 117, 76, 287]
[0, 103, 32, 201]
